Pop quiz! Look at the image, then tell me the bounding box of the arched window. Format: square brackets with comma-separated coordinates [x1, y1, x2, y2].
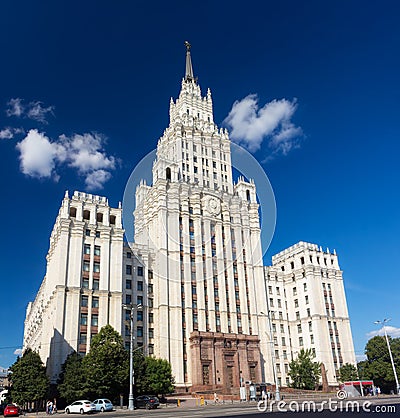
[246, 190, 250, 202]
[166, 167, 171, 181]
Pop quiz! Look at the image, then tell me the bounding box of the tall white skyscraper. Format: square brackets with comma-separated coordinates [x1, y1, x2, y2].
[23, 43, 356, 393]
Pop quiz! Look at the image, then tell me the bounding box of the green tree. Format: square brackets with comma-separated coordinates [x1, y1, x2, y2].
[358, 336, 400, 393]
[132, 349, 147, 396]
[144, 357, 174, 396]
[9, 349, 49, 407]
[288, 349, 321, 390]
[57, 352, 86, 403]
[337, 363, 358, 382]
[82, 325, 129, 401]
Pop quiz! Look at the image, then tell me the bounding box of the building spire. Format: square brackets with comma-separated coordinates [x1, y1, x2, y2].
[184, 41, 194, 82]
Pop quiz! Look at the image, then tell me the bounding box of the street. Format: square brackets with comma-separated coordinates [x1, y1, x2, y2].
[26, 397, 399, 418]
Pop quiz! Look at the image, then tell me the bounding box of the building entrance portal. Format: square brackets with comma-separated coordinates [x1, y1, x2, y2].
[190, 331, 261, 394]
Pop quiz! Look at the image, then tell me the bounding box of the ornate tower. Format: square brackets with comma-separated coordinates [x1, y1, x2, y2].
[134, 43, 269, 392]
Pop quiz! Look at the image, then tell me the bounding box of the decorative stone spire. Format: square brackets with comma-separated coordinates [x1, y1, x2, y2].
[184, 41, 194, 81]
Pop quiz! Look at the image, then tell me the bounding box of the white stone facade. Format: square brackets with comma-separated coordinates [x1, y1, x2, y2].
[264, 242, 356, 387]
[23, 191, 125, 382]
[23, 47, 356, 390]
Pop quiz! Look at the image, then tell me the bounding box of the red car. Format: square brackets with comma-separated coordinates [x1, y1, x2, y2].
[4, 405, 21, 417]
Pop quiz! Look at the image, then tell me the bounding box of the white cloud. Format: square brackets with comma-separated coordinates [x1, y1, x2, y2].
[85, 170, 112, 190]
[356, 354, 367, 362]
[59, 133, 116, 174]
[16, 129, 60, 178]
[6, 98, 24, 117]
[14, 348, 23, 356]
[0, 127, 14, 139]
[16, 130, 116, 189]
[6, 98, 54, 124]
[223, 94, 303, 155]
[27, 101, 54, 124]
[0, 127, 24, 140]
[366, 326, 400, 339]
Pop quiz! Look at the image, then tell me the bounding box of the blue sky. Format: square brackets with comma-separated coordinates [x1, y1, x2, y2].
[0, 0, 399, 368]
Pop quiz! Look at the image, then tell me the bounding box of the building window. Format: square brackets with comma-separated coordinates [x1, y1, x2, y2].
[305, 295, 309, 304]
[127, 252, 132, 259]
[148, 283, 153, 293]
[79, 333, 87, 345]
[202, 364, 210, 385]
[81, 295, 89, 307]
[148, 344, 154, 355]
[93, 262, 100, 273]
[137, 327, 143, 337]
[80, 314, 88, 325]
[126, 280, 132, 289]
[294, 299, 299, 308]
[149, 313, 154, 323]
[83, 261, 90, 272]
[137, 266, 143, 276]
[307, 308, 311, 317]
[250, 366, 256, 382]
[95, 231, 100, 238]
[311, 334, 314, 344]
[94, 245, 101, 256]
[91, 314, 98, 327]
[85, 229, 90, 236]
[137, 281, 143, 291]
[126, 295, 132, 304]
[92, 297, 99, 308]
[293, 287, 297, 296]
[148, 298, 153, 308]
[84, 244, 91, 255]
[296, 311, 300, 320]
[282, 337, 286, 346]
[126, 265, 132, 275]
[303, 283, 307, 291]
[82, 278, 89, 289]
[93, 279, 99, 290]
[299, 337, 304, 346]
[137, 311, 143, 321]
[149, 328, 154, 339]
[297, 324, 302, 333]
[137, 296, 143, 305]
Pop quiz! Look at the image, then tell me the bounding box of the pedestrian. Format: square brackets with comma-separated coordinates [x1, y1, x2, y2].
[46, 400, 51, 415]
[214, 392, 219, 404]
[261, 390, 267, 401]
[377, 387, 381, 397]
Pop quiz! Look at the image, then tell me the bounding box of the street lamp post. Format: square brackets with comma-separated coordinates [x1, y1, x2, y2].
[123, 303, 143, 411]
[375, 318, 400, 395]
[260, 311, 280, 401]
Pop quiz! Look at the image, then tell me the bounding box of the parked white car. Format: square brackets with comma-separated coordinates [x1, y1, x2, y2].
[65, 400, 96, 414]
